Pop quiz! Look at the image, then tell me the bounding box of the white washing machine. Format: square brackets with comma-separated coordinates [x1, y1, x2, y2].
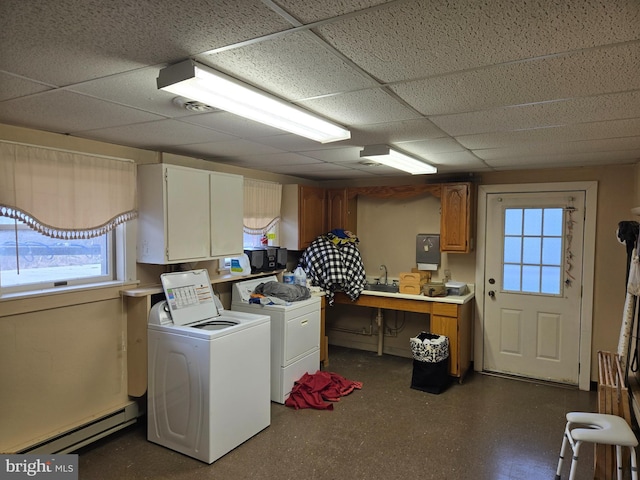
[147, 270, 271, 464]
[231, 275, 321, 404]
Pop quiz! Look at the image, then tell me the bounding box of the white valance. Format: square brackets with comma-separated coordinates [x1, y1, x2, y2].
[0, 141, 137, 239]
[243, 178, 282, 234]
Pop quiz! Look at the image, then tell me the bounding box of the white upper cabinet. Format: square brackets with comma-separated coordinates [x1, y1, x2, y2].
[137, 163, 243, 264]
[209, 171, 243, 259]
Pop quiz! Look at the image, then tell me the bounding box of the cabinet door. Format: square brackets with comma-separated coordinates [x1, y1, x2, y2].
[327, 188, 357, 233]
[431, 314, 458, 376]
[440, 183, 472, 253]
[166, 167, 210, 262]
[299, 185, 326, 249]
[210, 172, 243, 258]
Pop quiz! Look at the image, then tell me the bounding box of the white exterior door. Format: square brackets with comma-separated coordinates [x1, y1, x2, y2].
[483, 191, 586, 384]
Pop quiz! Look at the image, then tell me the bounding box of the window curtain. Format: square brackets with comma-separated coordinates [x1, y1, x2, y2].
[243, 178, 282, 234]
[0, 141, 136, 239]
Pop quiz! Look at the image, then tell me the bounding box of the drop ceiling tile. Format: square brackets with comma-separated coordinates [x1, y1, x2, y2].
[174, 138, 286, 158]
[318, 0, 640, 83]
[227, 152, 323, 167]
[0, 0, 290, 85]
[201, 31, 377, 100]
[298, 88, 421, 126]
[68, 66, 199, 118]
[350, 119, 446, 145]
[431, 91, 640, 136]
[0, 91, 163, 134]
[483, 150, 640, 169]
[392, 43, 640, 116]
[301, 146, 364, 162]
[76, 119, 235, 149]
[271, 161, 402, 179]
[475, 136, 640, 160]
[424, 150, 487, 169]
[0, 73, 53, 101]
[458, 119, 640, 150]
[274, 0, 390, 23]
[245, 133, 351, 152]
[396, 137, 466, 155]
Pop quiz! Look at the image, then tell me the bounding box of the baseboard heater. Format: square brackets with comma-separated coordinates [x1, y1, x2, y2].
[18, 401, 141, 454]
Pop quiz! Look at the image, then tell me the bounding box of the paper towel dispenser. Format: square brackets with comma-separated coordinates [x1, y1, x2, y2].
[416, 234, 440, 270]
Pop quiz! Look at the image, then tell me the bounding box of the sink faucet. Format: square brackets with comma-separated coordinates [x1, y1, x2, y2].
[379, 264, 388, 285]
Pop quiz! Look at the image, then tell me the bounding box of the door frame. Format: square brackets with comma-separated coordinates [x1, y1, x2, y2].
[474, 181, 598, 391]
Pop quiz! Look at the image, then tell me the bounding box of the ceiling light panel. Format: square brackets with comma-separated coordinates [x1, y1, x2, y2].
[157, 60, 351, 143]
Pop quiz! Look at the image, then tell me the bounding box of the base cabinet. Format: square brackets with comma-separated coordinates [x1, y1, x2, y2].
[431, 302, 472, 379]
[331, 292, 473, 381]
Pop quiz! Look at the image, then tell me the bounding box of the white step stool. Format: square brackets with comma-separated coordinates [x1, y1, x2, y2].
[555, 412, 638, 480]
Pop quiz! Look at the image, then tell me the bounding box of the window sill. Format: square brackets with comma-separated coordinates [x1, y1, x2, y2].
[0, 280, 137, 302]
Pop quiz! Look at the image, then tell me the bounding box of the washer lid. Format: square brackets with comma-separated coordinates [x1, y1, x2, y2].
[160, 269, 220, 326]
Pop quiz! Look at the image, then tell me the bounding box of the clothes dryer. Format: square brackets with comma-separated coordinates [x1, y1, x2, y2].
[147, 270, 270, 464]
[231, 275, 321, 404]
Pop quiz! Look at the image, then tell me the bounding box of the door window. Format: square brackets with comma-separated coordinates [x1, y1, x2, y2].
[502, 207, 563, 295]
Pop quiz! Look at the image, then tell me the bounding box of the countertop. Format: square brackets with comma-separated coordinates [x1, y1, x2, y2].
[359, 287, 475, 305]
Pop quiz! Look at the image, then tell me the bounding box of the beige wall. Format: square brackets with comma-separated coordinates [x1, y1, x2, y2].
[0, 287, 128, 452]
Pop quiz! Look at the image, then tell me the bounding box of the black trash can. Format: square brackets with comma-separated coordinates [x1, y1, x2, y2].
[409, 332, 451, 394]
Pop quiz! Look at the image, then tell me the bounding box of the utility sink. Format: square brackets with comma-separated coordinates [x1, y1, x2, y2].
[364, 283, 400, 293]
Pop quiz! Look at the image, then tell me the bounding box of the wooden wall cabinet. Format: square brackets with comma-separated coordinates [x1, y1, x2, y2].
[137, 163, 243, 264]
[327, 188, 357, 233]
[440, 182, 474, 253]
[281, 184, 326, 250]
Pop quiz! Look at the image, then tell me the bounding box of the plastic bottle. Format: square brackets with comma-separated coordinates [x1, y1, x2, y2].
[293, 266, 307, 286]
[283, 272, 294, 284]
[229, 253, 251, 276]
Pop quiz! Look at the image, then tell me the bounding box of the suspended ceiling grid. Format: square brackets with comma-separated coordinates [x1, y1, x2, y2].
[0, 0, 638, 180]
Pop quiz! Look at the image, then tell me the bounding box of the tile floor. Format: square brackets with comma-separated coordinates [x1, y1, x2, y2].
[78, 346, 598, 480]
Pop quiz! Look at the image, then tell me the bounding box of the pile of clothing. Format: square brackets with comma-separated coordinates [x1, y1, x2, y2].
[300, 229, 366, 305]
[285, 370, 362, 410]
[248, 281, 310, 305]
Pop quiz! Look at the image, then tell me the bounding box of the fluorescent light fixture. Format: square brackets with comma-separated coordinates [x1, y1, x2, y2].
[157, 59, 351, 143]
[360, 145, 437, 175]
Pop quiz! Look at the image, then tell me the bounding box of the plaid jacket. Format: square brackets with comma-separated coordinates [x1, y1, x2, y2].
[301, 235, 366, 305]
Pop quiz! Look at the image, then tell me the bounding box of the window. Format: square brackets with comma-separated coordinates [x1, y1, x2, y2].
[243, 179, 282, 248]
[0, 141, 137, 294]
[502, 207, 564, 295]
[0, 216, 112, 292]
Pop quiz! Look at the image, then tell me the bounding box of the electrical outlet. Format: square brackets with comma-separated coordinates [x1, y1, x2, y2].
[444, 269, 451, 282]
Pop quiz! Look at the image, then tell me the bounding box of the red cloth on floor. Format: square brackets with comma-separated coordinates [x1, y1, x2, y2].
[284, 370, 362, 410]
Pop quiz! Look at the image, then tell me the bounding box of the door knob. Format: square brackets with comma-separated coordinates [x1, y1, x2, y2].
[488, 290, 495, 298]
